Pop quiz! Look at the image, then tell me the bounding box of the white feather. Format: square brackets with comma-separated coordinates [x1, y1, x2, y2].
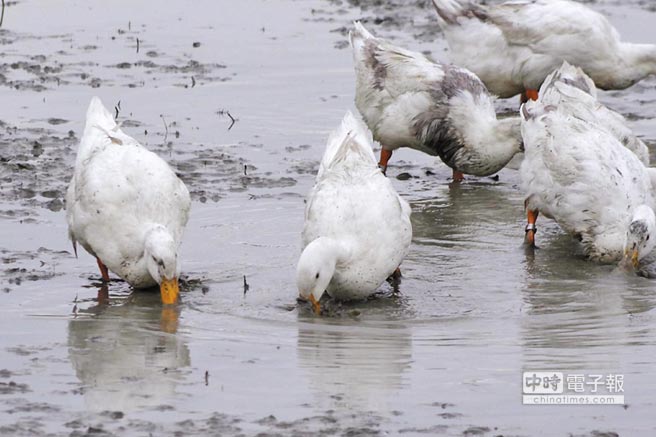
[520, 99, 655, 263]
[66, 97, 191, 287]
[432, 0, 656, 97]
[297, 112, 412, 301]
[350, 21, 522, 176]
[538, 62, 650, 165]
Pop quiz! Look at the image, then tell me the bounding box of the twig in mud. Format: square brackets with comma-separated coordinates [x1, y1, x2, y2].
[243, 275, 249, 296]
[160, 114, 169, 143]
[114, 100, 121, 121]
[244, 165, 247, 176]
[226, 111, 237, 130]
[191, 76, 196, 88]
[205, 371, 209, 386]
[1, 0, 5, 28]
[217, 109, 238, 130]
[136, 37, 140, 53]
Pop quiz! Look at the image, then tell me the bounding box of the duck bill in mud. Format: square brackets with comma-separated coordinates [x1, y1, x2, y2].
[160, 277, 179, 304]
[620, 249, 640, 271]
[308, 294, 321, 315]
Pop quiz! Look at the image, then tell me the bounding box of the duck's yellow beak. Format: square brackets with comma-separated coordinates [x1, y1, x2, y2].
[160, 277, 179, 305]
[308, 295, 321, 315]
[631, 250, 640, 269]
[623, 249, 640, 269]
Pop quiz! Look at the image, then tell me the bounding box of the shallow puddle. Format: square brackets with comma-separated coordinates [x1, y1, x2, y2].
[1, 0, 655, 435]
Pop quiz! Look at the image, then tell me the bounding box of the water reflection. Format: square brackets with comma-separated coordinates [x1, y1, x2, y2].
[67, 286, 190, 411]
[521, 265, 656, 370]
[406, 185, 529, 319]
[411, 182, 523, 249]
[297, 317, 412, 412]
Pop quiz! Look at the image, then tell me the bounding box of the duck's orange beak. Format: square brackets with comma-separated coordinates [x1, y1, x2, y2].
[160, 277, 179, 305]
[309, 295, 321, 315]
[622, 249, 640, 270]
[630, 250, 640, 269]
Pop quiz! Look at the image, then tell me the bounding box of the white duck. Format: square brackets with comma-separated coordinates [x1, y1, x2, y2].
[66, 97, 191, 304]
[350, 21, 522, 181]
[520, 97, 656, 267]
[296, 112, 412, 313]
[432, 0, 656, 101]
[538, 61, 650, 165]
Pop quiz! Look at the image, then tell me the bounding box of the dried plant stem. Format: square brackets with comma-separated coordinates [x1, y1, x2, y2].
[160, 114, 169, 143]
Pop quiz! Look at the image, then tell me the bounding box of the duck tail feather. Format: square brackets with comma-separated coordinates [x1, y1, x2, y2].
[85, 97, 117, 132]
[319, 112, 376, 176]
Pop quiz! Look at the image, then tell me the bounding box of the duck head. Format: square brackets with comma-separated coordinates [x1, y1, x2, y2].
[296, 237, 342, 314]
[622, 205, 656, 269]
[145, 226, 180, 304]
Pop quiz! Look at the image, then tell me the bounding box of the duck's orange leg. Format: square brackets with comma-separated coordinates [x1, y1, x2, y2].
[520, 89, 540, 104]
[452, 170, 465, 182]
[379, 148, 393, 176]
[525, 209, 539, 247]
[526, 89, 539, 101]
[96, 257, 110, 282]
[97, 284, 109, 305]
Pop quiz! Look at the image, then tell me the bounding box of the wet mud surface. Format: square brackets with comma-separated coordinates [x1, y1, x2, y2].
[1, 0, 655, 435]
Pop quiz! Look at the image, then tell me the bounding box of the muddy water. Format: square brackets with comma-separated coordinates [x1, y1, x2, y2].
[1, 0, 655, 435]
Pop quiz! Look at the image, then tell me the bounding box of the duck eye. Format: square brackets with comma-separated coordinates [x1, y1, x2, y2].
[315, 273, 320, 279]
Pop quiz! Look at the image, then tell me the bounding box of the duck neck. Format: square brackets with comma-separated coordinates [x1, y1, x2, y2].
[449, 92, 523, 168]
[302, 237, 351, 269]
[490, 116, 523, 159]
[618, 43, 656, 87]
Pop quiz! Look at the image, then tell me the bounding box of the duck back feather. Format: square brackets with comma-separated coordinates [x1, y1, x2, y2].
[539, 62, 650, 164]
[432, 0, 656, 95]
